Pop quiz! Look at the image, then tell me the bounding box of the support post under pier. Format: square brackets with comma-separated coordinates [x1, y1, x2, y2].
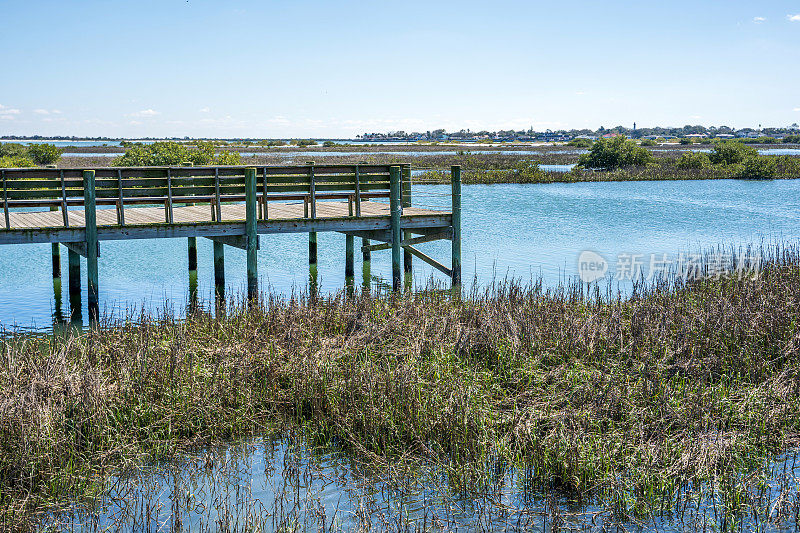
[362, 238, 371, 292]
[213, 240, 225, 300]
[307, 162, 318, 296]
[68, 248, 81, 322]
[83, 169, 99, 321]
[390, 166, 402, 292]
[51, 239, 63, 323]
[451, 165, 462, 293]
[345, 200, 354, 296]
[245, 167, 258, 302]
[188, 236, 198, 310]
[402, 164, 413, 292]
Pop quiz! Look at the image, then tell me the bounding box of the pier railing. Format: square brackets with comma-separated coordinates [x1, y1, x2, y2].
[0, 163, 460, 318]
[1, 163, 409, 229]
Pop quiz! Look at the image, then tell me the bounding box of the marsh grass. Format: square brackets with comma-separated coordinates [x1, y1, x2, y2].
[2, 245, 800, 530]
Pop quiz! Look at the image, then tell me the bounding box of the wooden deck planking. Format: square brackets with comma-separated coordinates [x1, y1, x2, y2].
[3, 200, 445, 230]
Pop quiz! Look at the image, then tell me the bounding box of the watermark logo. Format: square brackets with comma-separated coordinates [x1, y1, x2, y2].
[577, 249, 762, 282]
[578, 250, 608, 282]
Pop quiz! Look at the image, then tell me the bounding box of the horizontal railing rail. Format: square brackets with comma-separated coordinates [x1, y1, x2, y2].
[0, 164, 412, 229]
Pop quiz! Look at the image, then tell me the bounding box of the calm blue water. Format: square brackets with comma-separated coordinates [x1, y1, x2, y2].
[45, 435, 800, 532]
[1, 179, 799, 330]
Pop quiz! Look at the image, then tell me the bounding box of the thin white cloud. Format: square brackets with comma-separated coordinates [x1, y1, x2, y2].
[0, 104, 21, 116]
[794, 107, 800, 112]
[199, 107, 210, 113]
[33, 109, 49, 115]
[128, 109, 159, 117]
[753, 16, 766, 23]
[788, 14, 800, 22]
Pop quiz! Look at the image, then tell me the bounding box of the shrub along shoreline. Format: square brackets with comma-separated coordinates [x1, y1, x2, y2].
[1, 245, 799, 527]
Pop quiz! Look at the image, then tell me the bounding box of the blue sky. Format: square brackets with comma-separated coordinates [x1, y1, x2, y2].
[1, 0, 799, 138]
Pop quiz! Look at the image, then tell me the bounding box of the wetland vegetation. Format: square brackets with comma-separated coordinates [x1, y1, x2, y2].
[2, 245, 800, 530]
[37, 136, 800, 186]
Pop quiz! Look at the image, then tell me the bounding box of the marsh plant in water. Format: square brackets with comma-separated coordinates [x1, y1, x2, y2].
[2, 244, 800, 531]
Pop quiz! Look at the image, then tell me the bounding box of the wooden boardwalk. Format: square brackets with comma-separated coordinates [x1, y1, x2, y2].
[1, 163, 462, 319]
[4, 200, 442, 231]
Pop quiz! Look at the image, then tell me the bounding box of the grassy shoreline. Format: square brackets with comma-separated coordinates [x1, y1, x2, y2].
[55, 143, 800, 185]
[2, 245, 800, 528]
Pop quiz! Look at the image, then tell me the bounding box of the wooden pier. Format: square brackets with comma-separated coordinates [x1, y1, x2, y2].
[0, 163, 461, 320]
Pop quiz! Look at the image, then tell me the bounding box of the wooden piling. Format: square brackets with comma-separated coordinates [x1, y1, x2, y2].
[355, 163, 371, 292]
[67, 248, 81, 322]
[307, 162, 318, 293]
[50, 206, 63, 322]
[213, 240, 225, 299]
[390, 166, 402, 292]
[50, 207, 62, 280]
[451, 165, 462, 290]
[188, 236, 198, 310]
[345, 199, 354, 295]
[83, 170, 99, 320]
[51, 223, 63, 323]
[402, 164, 413, 292]
[245, 167, 258, 301]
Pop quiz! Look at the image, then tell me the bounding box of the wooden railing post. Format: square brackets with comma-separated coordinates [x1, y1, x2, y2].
[60, 170, 70, 227]
[451, 165, 462, 292]
[390, 166, 402, 292]
[245, 167, 258, 302]
[83, 169, 99, 321]
[116, 169, 125, 225]
[214, 167, 222, 222]
[2, 170, 9, 229]
[261, 166, 269, 220]
[166, 168, 174, 224]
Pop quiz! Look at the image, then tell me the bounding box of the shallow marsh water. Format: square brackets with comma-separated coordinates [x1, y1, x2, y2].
[1, 179, 799, 329]
[42, 436, 800, 532]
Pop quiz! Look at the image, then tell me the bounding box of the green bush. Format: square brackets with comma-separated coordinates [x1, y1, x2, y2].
[782, 135, 800, 144]
[0, 155, 35, 168]
[709, 141, 758, 165]
[739, 156, 776, 179]
[188, 141, 216, 166]
[215, 151, 241, 166]
[678, 138, 693, 145]
[639, 139, 657, 146]
[567, 138, 593, 148]
[27, 143, 62, 165]
[322, 141, 336, 147]
[577, 136, 653, 170]
[676, 152, 712, 170]
[113, 141, 242, 167]
[0, 143, 28, 158]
